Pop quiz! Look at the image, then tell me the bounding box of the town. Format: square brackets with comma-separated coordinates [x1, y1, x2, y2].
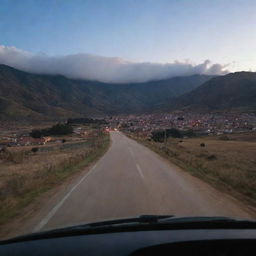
[1, 112, 256, 149]
[107, 112, 256, 137]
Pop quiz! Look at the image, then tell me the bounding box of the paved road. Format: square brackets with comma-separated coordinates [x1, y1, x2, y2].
[36, 131, 254, 231]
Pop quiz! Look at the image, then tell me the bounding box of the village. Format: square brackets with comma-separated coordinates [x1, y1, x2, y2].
[0, 123, 90, 150]
[107, 112, 256, 137]
[1, 112, 256, 150]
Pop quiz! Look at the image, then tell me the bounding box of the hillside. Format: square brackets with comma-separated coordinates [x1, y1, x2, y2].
[0, 64, 212, 121]
[171, 72, 256, 112]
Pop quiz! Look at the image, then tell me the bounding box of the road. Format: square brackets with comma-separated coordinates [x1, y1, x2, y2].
[35, 131, 254, 232]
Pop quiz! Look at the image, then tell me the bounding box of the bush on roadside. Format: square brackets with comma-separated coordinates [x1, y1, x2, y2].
[207, 154, 217, 160]
[31, 147, 39, 153]
[219, 135, 230, 141]
[151, 128, 183, 142]
[182, 129, 196, 137]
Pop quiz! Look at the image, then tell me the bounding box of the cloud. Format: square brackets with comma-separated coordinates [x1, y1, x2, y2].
[0, 45, 228, 83]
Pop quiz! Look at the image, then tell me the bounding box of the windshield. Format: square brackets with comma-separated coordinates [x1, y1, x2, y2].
[0, 0, 255, 240]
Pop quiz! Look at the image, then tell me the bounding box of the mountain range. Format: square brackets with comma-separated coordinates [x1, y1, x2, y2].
[169, 72, 256, 112]
[0, 64, 212, 121]
[0, 64, 255, 121]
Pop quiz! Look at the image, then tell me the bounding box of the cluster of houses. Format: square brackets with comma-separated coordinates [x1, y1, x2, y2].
[0, 125, 89, 150]
[73, 127, 88, 137]
[17, 136, 51, 146]
[106, 112, 256, 137]
[0, 135, 52, 148]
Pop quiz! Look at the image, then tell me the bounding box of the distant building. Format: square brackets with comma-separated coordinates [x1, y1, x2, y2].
[17, 137, 50, 146]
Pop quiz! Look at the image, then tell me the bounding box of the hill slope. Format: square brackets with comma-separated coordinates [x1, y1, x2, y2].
[171, 72, 256, 112]
[0, 65, 212, 121]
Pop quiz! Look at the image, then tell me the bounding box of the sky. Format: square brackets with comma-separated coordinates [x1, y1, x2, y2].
[0, 0, 256, 82]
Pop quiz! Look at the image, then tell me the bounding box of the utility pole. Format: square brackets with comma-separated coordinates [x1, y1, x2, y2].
[164, 129, 167, 149]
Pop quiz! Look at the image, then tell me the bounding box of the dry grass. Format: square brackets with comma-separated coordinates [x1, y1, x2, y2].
[0, 129, 110, 225]
[128, 132, 256, 207]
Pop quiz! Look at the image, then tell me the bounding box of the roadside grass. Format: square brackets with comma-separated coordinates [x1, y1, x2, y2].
[0, 130, 110, 226]
[127, 132, 256, 207]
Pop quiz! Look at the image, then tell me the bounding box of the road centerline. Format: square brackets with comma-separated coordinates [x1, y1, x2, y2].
[30, 131, 254, 233]
[136, 163, 145, 179]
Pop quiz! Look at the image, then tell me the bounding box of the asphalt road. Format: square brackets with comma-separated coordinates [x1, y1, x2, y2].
[36, 131, 254, 232]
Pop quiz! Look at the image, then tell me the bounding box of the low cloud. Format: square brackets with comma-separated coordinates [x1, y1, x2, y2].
[0, 45, 228, 83]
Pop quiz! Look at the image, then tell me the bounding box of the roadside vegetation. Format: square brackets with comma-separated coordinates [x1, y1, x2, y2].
[0, 126, 110, 226]
[126, 130, 256, 207]
[30, 123, 73, 138]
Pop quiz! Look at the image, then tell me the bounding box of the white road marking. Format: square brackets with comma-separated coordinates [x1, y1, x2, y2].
[33, 162, 99, 232]
[136, 164, 145, 180]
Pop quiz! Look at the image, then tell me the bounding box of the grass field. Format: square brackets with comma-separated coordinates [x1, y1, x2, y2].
[0, 128, 110, 226]
[128, 132, 256, 207]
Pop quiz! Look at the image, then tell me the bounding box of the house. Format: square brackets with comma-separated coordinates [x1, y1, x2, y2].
[17, 137, 50, 146]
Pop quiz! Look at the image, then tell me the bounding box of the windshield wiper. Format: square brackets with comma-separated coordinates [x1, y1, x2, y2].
[1, 216, 256, 245]
[87, 215, 175, 227]
[0, 215, 174, 244]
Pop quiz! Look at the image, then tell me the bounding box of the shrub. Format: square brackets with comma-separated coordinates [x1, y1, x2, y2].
[151, 130, 165, 142]
[31, 147, 39, 153]
[151, 128, 183, 142]
[182, 129, 195, 137]
[0, 147, 9, 160]
[30, 129, 43, 138]
[166, 128, 183, 138]
[0, 146, 8, 153]
[49, 123, 73, 135]
[207, 154, 217, 160]
[219, 135, 230, 141]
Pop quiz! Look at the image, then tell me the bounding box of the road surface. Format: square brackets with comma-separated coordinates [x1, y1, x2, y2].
[35, 131, 254, 232]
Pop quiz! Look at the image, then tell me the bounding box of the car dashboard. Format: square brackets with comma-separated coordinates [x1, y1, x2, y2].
[0, 229, 255, 255]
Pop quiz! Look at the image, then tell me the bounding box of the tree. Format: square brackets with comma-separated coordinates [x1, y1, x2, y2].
[30, 123, 73, 138]
[30, 129, 43, 138]
[31, 147, 39, 153]
[49, 123, 73, 135]
[151, 130, 165, 142]
[166, 128, 182, 138]
[151, 128, 183, 142]
[182, 129, 195, 137]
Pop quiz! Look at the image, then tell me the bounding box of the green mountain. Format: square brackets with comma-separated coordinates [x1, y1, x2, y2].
[0, 64, 212, 121]
[171, 72, 256, 112]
